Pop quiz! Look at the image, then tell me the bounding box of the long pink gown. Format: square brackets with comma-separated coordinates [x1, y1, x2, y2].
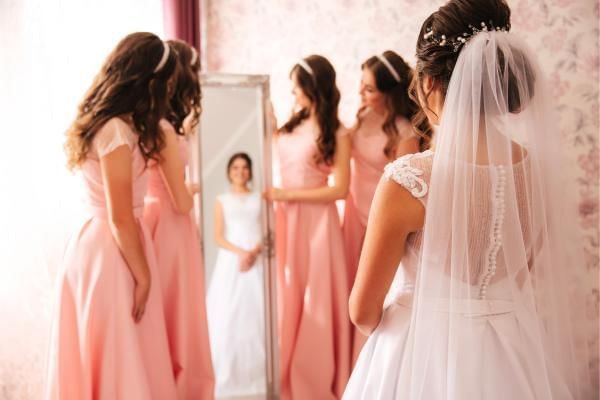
[343, 110, 416, 364]
[45, 117, 177, 400]
[143, 121, 215, 400]
[275, 119, 351, 400]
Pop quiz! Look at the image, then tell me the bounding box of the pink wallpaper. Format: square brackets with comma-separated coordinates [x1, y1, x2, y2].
[205, 0, 599, 388]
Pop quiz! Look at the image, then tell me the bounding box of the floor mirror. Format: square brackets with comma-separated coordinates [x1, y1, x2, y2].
[189, 73, 279, 400]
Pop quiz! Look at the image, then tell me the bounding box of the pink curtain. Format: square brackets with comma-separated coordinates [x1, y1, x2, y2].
[163, 0, 201, 60]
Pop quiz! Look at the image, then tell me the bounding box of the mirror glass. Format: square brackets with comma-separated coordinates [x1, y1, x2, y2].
[191, 73, 278, 400]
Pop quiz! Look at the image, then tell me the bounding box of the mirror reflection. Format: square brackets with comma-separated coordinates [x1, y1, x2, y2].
[206, 153, 265, 399]
[195, 76, 274, 400]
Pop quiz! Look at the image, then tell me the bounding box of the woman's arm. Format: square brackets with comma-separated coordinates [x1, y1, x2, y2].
[214, 200, 246, 254]
[267, 101, 279, 135]
[158, 123, 195, 214]
[267, 133, 351, 203]
[100, 145, 151, 322]
[349, 177, 425, 335]
[214, 200, 258, 271]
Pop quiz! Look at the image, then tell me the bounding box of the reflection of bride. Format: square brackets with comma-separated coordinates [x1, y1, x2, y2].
[207, 152, 266, 398]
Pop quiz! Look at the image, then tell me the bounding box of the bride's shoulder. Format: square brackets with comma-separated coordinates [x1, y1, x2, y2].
[383, 150, 434, 199]
[384, 150, 434, 178]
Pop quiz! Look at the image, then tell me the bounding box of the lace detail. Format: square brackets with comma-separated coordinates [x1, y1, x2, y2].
[383, 150, 432, 198]
[478, 166, 506, 299]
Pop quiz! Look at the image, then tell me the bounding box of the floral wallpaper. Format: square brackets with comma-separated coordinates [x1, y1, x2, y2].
[0, 2, 595, 400]
[205, 0, 599, 390]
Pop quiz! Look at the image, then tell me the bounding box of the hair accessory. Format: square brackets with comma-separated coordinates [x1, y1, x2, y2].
[424, 20, 511, 53]
[376, 54, 401, 82]
[154, 41, 170, 73]
[298, 59, 314, 77]
[190, 47, 198, 66]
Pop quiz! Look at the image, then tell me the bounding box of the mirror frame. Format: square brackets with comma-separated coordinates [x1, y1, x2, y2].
[190, 73, 280, 400]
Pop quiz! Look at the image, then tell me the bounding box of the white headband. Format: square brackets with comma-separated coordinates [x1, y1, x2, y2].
[190, 47, 198, 66]
[153, 41, 170, 73]
[298, 59, 314, 77]
[376, 54, 401, 82]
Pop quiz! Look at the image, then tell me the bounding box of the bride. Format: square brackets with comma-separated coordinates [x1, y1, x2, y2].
[343, 0, 593, 398]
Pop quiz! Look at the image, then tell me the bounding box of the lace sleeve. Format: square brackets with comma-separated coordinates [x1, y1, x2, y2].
[93, 118, 136, 158]
[383, 151, 433, 200]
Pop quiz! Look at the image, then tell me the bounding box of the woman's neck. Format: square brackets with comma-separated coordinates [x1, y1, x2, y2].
[305, 112, 318, 128]
[231, 184, 250, 194]
[371, 105, 387, 118]
[429, 132, 436, 151]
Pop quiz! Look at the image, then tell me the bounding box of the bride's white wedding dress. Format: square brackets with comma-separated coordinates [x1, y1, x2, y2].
[345, 150, 571, 399]
[207, 191, 266, 398]
[344, 28, 592, 400]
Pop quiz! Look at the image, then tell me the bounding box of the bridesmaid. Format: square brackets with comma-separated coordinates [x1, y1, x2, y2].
[46, 33, 178, 400]
[143, 40, 215, 400]
[344, 51, 433, 364]
[265, 55, 351, 400]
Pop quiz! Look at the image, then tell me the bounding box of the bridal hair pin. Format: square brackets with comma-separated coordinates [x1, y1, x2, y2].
[298, 59, 314, 77]
[424, 20, 511, 53]
[190, 47, 199, 66]
[154, 41, 170, 73]
[376, 54, 401, 82]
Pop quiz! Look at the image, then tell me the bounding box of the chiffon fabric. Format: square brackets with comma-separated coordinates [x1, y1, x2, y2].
[45, 117, 177, 400]
[275, 120, 351, 400]
[143, 120, 215, 399]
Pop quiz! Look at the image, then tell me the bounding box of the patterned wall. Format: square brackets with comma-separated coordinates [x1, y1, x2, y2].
[205, 0, 599, 388]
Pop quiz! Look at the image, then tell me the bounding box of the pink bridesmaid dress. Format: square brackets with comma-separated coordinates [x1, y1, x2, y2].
[143, 120, 215, 400]
[275, 119, 351, 400]
[45, 117, 177, 400]
[343, 110, 416, 364]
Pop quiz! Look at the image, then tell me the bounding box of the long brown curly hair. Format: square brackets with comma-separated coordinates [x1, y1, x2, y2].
[64, 32, 177, 169]
[167, 40, 202, 135]
[358, 51, 433, 158]
[280, 55, 341, 166]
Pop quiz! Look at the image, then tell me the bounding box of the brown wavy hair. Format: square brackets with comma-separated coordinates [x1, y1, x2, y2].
[413, 0, 523, 118]
[280, 55, 341, 166]
[64, 32, 177, 169]
[167, 40, 202, 135]
[359, 51, 433, 157]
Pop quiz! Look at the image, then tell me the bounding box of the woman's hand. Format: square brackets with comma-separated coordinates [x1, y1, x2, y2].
[253, 242, 264, 255]
[241, 243, 264, 272]
[238, 250, 257, 272]
[132, 277, 151, 323]
[263, 187, 289, 202]
[267, 101, 278, 134]
[187, 182, 201, 195]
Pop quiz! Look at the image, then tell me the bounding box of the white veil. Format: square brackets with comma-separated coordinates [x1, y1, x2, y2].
[402, 29, 593, 398]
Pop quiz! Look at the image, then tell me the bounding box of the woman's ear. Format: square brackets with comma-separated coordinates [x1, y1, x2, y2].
[422, 74, 435, 94]
[417, 74, 444, 126]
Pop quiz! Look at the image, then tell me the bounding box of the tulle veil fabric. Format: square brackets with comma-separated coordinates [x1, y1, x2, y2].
[399, 30, 593, 398]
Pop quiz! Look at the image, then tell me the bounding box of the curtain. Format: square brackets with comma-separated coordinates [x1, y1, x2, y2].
[163, 0, 201, 57]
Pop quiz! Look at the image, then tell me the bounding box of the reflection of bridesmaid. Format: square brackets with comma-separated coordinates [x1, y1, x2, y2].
[143, 41, 214, 399]
[344, 51, 433, 363]
[265, 55, 351, 400]
[207, 153, 265, 398]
